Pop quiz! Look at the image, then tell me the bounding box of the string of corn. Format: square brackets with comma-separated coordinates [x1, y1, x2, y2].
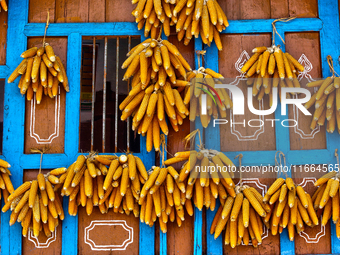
[210, 185, 269, 248]
[313, 171, 340, 238]
[185, 67, 226, 128]
[131, 0, 228, 48]
[8, 45, 70, 104]
[121, 38, 192, 152]
[3, 166, 66, 238]
[241, 45, 304, 104]
[304, 77, 340, 133]
[139, 165, 194, 232]
[262, 178, 318, 241]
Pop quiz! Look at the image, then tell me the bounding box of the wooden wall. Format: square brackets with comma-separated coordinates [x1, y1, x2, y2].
[0, 0, 337, 254]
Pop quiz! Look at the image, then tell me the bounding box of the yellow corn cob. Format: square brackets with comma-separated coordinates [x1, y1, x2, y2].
[8, 181, 31, 202]
[45, 180, 55, 201]
[267, 178, 285, 196]
[329, 179, 339, 197]
[285, 53, 304, 72]
[230, 192, 243, 221]
[243, 188, 266, 217]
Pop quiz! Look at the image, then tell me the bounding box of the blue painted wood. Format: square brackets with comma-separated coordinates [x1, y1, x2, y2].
[0, 66, 9, 78]
[139, 220, 155, 255]
[193, 37, 204, 255]
[223, 18, 323, 34]
[159, 132, 167, 255]
[204, 40, 223, 255]
[65, 33, 82, 162]
[193, 119, 204, 255]
[61, 198, 78, 255]
[318, 0, 340, 252]
[1, 0, 29, 253]
[60, 32, 82, 255]
[23, 18, 323, 37]
[24, 22, 145, 37]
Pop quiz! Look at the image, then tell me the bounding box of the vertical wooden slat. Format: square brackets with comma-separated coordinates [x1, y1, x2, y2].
[28, 0, 55, 23]
[0, 7, 8, 65]
[105, 0, 135, 22]
[319, 0, 340, 253]
[288, 0, 318, 17]
[270, 0, 289, 18]
[1, 0, 29, 253]
[88, 0, 105, 22]
[55, 0, 89, 23]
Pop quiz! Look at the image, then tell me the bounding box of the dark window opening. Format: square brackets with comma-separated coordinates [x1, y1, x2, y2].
[80, 37, 140, 154]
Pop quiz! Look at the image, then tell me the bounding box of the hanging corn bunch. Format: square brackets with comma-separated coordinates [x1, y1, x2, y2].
[0, 0, 8, 12]
[121, 38, 192, 152]
[138, 165, 194, 232]
[7, 12, 69, 104]
[304, 57, 340, 133]
[164, 148, 236, 211]
[174, 0, 228, 49]
[163, 131, 236, 213]
[7, 44, 70, 103]
[3, 167, 66, 238]
[241, 45, 304, 103]
[262, 177, 318, 241]
[132, 0, 174, 38]
[0, 159, 14, 208]
[210, 184, 269, 248]
[313, 169, 340, 238]
[184, 65, 226, 128]
[62, 153, 147, 217]
[138, 138, 193, 233]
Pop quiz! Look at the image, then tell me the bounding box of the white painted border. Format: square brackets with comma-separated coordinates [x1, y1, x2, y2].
[28, 228, 57, 248]
[296, 177, 326, 243]
[84, 220, 134, 251]
[30, 87, 60, 144]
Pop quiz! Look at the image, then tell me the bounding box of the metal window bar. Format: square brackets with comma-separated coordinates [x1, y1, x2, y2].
[80, 36, 140, 153]
[102, 37, 108, 153]
[91, 37, 96, 152]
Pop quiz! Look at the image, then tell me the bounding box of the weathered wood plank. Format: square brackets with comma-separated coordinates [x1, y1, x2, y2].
[55, 0, 89, 23]
[24, 37, 67, 154]
[288, 0, 318, 17]
[28, 0, 55, 23]
[106, 0, 135, 22]
[285, 32, 326, 151]
[218, 34, 276, 152]
[0, 10, 7, 65]
[78, 207, 139, 255]
[270, 0, 289, 18]
[88, 0, 105, 22]
[22, 169, 62, 255]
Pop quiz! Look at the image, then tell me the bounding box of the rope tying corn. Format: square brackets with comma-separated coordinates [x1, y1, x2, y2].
[235, 154, 243, 187]
[43, 10, 50, 47]
[272, 17, 296, 46]
[275, 150, 288, 179]
[30, 147, 49, 174]
[196, 50, 206, 70]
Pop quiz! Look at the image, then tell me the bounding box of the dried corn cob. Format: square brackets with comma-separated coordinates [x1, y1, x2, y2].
[8, 43, 69, 104]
